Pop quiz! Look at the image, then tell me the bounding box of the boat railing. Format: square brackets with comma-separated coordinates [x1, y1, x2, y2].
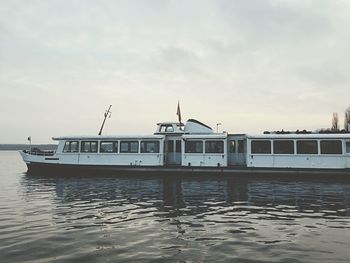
[23, 149, 56, 156]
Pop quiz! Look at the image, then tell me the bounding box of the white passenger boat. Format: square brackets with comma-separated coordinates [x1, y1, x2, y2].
[20, 116, 350, 176]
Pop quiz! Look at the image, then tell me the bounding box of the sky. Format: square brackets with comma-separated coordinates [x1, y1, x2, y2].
[1, 0, 350, 143]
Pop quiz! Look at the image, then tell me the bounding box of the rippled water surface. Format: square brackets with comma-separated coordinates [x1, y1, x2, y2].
[1, 151, 350, 262]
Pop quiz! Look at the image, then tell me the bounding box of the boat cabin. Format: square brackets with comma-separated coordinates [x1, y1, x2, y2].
[246, 134, 350, 169]
[182, 134, 228, 167]
[52, 135, 165, 166]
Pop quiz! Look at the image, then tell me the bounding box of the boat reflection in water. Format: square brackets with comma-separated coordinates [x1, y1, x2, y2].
[19, 172, 350, 262]
[21, 172, 350, 221]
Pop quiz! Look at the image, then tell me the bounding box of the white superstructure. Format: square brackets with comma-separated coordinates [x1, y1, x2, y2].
[20, 118, 350, 171]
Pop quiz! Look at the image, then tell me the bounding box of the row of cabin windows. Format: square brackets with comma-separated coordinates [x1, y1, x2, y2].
[185, 140, 224, 154]
[63, 139, 350, 155]
[63, 141, 160, 153]
[251, 140, 350, 155]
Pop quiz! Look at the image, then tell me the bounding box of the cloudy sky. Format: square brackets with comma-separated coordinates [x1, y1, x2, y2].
[1, 0, 350, 143]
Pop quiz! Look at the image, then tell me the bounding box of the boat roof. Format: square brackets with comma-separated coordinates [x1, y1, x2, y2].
[52, 133, 350, 141]
[247, 133, 350, 139]
[182, 134, 227, 139]
[156, 122, 184, 126]
[52, 135, 165, 141]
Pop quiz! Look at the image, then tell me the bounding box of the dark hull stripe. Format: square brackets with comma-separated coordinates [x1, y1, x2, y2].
[26, 162, 350, 177]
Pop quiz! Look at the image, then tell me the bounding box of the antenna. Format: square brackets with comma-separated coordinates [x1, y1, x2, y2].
[216, 123, 222, 133]
[98, 105, 112, 135]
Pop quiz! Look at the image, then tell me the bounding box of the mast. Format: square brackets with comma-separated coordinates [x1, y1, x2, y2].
[98, 105, 112, 135]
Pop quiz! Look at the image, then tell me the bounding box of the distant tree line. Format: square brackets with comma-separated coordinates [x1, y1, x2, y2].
[319, 107, 350, 133]
[265, 107, 350, 134]
[345, 106, 350, 132]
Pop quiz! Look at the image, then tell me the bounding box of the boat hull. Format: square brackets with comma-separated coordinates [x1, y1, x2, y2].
[25, 161, 350, 178]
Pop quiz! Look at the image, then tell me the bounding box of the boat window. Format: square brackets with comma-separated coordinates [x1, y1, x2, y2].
[100, 141, 118, 153]
[63, 141, 79, 153]
[141, 141, 160, 153]
[229, 140, 236, 153]
[273, 140, 294, 154]
[297, 140, 318, 154]
[320, 140, 342, 154]
[63, 141, 70, 152]
[160, 125, 174, 132]
[251, 140, 271, 154]
[71, 141, 79, 152]
[166, 126, 174, 132]
[185, 140, 203, 153]
[176, 140, 182, 153]
[346, 142, 350, 153]
[205, 140, 224, 153]
[81, 141, 98, 153]
[120, 141, 139, 153]
[238, 140, 244, 153]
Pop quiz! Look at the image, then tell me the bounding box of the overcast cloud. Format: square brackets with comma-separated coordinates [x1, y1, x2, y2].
[1, 0, 350, 143]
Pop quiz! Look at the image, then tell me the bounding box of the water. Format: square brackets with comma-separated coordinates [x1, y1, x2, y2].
[1, 151, 350, 262]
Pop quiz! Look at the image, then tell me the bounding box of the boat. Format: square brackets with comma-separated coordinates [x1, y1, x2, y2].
[20, 103, 350, 176]
[19, 112, 350, 176]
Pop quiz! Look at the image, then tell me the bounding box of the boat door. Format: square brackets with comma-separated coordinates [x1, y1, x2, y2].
[236, 139, 246, 165]
[228, 139, 246, 166]
[166, 140, 182, 165]
[346, 141, 350, 168]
